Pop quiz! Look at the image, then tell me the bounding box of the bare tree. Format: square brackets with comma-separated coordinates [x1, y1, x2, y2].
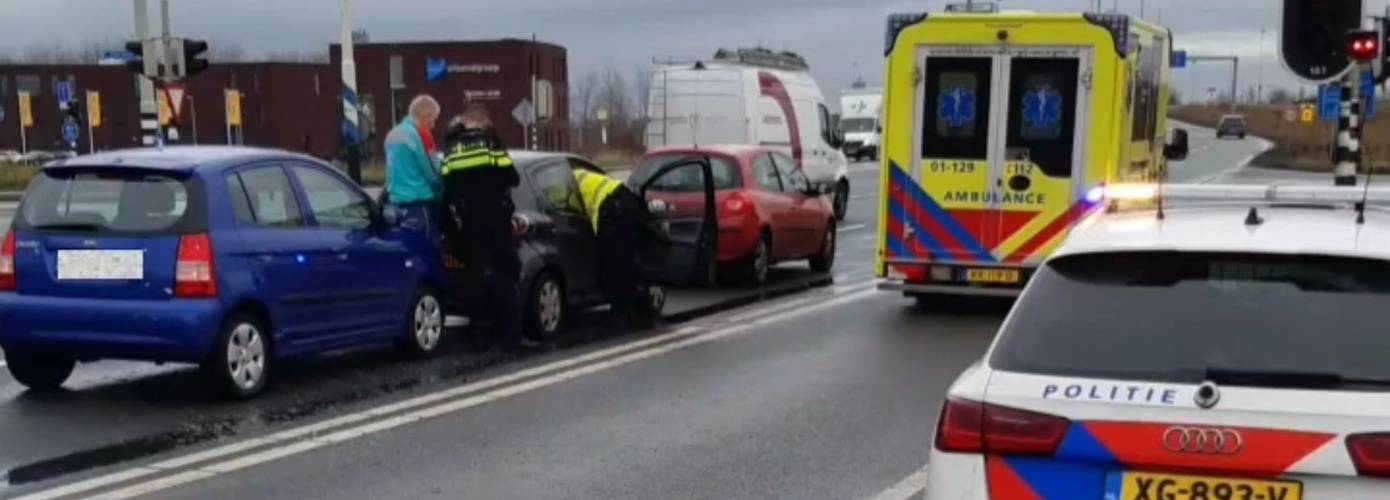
[209, 40, 248, 63]
[1268, 87, 1295, 105]
[597, 66, 630, 121]
[632, 65, 653, 119]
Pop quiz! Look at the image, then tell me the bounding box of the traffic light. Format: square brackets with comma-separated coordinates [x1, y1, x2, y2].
[183, 39, 209, 77]
[1348, 30, 1380, 62]
[1282, 0, 1362, 81]
[124, 40, 147, 75]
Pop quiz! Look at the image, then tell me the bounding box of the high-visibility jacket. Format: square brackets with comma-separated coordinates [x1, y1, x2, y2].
[441, 142, 514, 174]
[573, 169, 623, 232]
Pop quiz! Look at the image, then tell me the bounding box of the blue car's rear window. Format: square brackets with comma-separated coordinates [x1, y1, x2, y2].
[16, 169, 206, 235]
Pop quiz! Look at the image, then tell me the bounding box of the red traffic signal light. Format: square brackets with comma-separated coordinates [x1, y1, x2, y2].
[1349, 30, 1380, 62]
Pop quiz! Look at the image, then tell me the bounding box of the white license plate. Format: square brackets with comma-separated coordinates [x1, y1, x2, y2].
[57, 250, 144, 280]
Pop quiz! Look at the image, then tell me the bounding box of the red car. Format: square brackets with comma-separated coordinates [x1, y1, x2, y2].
[632, 145, 837, 285]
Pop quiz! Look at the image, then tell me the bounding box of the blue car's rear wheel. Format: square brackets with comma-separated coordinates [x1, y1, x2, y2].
[205, 312, 271, 399]
[397, 287, 445, 359]
[6, 352, 74, 392]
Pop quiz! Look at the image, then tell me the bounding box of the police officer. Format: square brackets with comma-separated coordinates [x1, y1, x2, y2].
[440, 103, 536, 351]
[572, 168, 654, 329]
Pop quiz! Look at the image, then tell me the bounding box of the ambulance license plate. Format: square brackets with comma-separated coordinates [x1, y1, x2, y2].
[963, 268, 1019, 284]
[1112, 471, 1302, 500]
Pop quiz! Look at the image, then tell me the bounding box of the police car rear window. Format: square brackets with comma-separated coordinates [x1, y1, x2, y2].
[17, 170, 204, 235]
[989, 251, 1390, 389]
[631, 155, 741, 192]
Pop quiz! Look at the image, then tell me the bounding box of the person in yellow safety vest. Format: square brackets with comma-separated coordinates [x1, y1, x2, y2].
[571, 168, 656, 330]
[439, 103, 538, 351]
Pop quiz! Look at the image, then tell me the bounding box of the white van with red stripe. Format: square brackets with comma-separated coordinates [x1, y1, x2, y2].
[926, 184, 1390, 499]
[645, 47, 852, 220]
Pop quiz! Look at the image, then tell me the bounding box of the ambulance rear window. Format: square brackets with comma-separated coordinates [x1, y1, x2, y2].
[990, 251, 1390, 389]
[922, 57, 992, 160]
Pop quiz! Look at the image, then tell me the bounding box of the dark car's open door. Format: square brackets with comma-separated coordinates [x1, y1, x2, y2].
[629, 158, 718, 287]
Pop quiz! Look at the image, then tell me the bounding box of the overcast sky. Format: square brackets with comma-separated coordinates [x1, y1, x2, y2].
[2, 0, 1388, 109]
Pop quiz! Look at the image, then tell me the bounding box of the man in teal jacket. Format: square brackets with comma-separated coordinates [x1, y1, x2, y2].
[385, 95, 442, 238]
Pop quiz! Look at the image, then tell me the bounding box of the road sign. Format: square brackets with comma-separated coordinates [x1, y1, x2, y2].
[1318, 84, 1342, 122]
[56, 80, 72, 110]
[1300, 103, 1316, 123]
[1170, 50, 1188, 69]
[158, 91, 172, 126]
[18, 91, 33, 128]
[1284, 108, 1298, 122]
[162, 85, 187, 124]
[225, 89, 242, 127]
[1363, 70, 1378, 119]
[512, 99, 536, 127]
[61, 116, 79, 145]
[87, 91, 101, 128]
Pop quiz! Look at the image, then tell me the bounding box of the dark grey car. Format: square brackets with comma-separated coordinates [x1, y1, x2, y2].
[1215, 114, 1247, 139]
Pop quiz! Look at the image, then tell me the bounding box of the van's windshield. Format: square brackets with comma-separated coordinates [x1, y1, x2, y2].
[839, 118, 876, 133]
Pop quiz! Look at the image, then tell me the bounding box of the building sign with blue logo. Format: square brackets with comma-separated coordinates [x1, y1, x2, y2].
[426, 59, 501, 82]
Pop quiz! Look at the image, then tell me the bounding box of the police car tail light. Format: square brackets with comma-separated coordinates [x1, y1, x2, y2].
[0, 231, 15, 292]
[174, 233, 217, 299]
[934, 397, 1069, 456]
[1347, 433, 1390, 477]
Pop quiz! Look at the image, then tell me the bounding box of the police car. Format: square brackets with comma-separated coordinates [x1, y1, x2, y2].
[927, 184, 1390, 499]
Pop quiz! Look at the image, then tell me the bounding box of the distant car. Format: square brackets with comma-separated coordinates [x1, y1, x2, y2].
[1216, 114, 1247, 139]
[925, 183, 1390, 499]
[633, 145, 837, 286]
[0, 147, 448, 399]
[452, 152, 683, 340]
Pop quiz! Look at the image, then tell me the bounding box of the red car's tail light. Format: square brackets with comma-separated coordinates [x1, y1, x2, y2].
[174, 233, 217, 298]
[935, 398, 1070, 456]
[0, 231, 15, 292]
[1348, 433, 1390, 477]
[722, 193, 751, 215]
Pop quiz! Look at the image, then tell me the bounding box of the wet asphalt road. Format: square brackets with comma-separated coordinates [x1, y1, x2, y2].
[0, 133, 1283, 499]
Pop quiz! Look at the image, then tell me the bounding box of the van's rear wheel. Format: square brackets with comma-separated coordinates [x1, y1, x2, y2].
[6, 352, 74, 392]
[204, 313, 271, 399]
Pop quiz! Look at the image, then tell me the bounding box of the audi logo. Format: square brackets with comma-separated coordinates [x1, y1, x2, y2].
[1162, 427, 1244, 455]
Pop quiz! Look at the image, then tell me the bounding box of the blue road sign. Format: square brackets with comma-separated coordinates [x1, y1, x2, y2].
[61, 116, 79, 145]
[1319, 85, 1341, 122]
[1363, 71, 1377, 119]
[55, 80, 73, 106]
[1170, 50, 1188, 69]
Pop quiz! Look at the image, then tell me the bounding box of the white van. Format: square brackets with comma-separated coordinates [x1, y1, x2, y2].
[838, 88, 883, 162]
[646, 48, 851, 220]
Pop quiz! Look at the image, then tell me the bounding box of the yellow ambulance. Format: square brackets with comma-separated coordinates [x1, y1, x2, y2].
[876, 4, 1189, 299]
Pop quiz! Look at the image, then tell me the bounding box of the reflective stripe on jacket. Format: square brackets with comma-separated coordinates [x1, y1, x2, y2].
[573, 169, 623, 232]
[442, 143, 514, 175]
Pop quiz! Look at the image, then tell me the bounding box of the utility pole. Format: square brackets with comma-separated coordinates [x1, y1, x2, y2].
[1258, 29, 1267, 103]
[340, 0, 363, 184]
[133, 0, 158, 147]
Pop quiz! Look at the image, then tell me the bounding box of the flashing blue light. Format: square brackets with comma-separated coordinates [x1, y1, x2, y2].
[1085, 186, 1105, 204]
[296, 254, 307, 264]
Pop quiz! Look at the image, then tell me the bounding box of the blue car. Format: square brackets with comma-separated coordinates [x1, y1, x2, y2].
[0, 147, 448, 398]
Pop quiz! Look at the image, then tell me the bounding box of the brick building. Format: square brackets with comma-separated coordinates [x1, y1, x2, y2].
[332, 39, 569, 154]
[0, 38, 569, 160]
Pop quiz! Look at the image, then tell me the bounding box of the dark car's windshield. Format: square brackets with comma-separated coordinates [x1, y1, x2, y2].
[17, 170, 203, 234]
[629, 155, 742, 192]
[1219, 116, 1246, 126]
[990, 251, 1390, 390]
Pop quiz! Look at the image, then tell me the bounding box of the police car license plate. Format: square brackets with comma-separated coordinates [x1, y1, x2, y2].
[963, 268, 1019, 284]
[1112, 471, 1301, 500]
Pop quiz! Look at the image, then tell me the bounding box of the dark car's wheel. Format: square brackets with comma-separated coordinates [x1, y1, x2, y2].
[6, 351, 75, 392]
[632, 285, 666, 329]
[525, 272, 566, 341]
[398, 287, 445, 359]
[204, 312, 272, 399]
[833, 179, 849, 221]
[742, 232, 772, 286]
[810, 220, 836, 272]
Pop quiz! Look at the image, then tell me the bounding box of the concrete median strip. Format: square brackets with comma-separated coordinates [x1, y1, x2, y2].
[16, 282, 879, 500]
